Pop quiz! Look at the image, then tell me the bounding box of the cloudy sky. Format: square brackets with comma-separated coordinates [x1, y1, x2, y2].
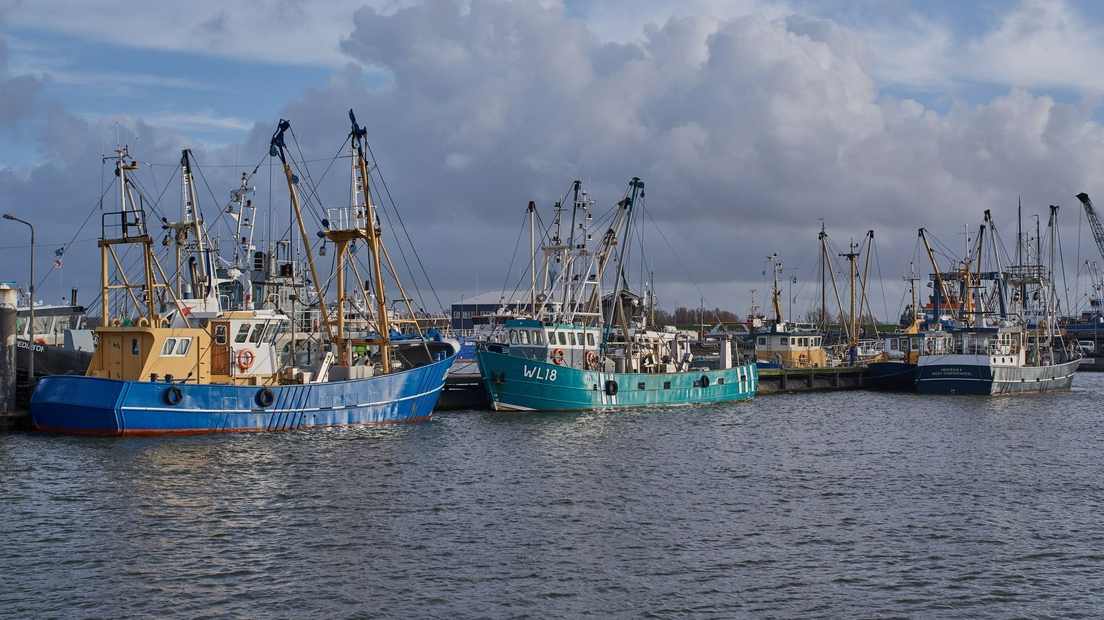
[3, 0, 1104, 322]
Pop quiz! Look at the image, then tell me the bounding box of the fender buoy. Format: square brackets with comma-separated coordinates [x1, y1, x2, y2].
[256, 387, 275, 408]
[605, 379, 618, 396]
[585, 351, 598, 368]
[551, 348, 565, 365]
[237, 349, 256, 371]
[700, 375, 710, 388]
[165, 386, 183, 405]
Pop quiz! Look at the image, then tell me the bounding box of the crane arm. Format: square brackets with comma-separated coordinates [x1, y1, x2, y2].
[1077, 192, 1104, 263]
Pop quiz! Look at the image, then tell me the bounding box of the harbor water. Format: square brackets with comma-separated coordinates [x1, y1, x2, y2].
[5, 375, 1104, 618]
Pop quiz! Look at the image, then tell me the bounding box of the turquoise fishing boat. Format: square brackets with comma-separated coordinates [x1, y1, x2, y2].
[475, 178, 757, 412]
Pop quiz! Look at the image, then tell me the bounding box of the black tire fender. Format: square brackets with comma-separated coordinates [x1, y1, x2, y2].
[256, 387, 275, 408]
[165, 386, 183, 406]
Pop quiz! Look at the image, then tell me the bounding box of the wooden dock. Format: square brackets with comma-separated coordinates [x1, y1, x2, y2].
[756, 366, 867, 393]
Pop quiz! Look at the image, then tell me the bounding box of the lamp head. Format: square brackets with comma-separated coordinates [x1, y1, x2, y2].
[2, 213, 15, 220]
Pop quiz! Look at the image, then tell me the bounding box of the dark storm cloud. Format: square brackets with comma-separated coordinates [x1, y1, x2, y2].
[5, 0, 1104, 316]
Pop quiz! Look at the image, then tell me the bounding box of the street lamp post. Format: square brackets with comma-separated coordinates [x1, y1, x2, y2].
[3, 214, 35, 382]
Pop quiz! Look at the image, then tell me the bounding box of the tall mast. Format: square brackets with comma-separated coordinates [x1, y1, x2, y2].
[919, 228, 955, 324]
[840, 238, 859, 343]
[99, 147, 176, 324]
[859, 231, 874, 338]
[819, 222, 827, 329]
[270, 119, 336, 346]
[348, 110, 392, 372]
[768, 254, 782, 323]
[528, 200, 536, 312]
[601, 178, 643, 346]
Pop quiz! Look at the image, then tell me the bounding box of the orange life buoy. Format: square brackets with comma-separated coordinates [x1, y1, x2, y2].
[551, 348, 565, 365]
[585, 350, 598, 368]
[798, 353, 807, 365]
[237, 349, 255, 371]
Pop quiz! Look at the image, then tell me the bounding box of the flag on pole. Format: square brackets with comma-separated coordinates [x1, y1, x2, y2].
[55, 247, 65, 257]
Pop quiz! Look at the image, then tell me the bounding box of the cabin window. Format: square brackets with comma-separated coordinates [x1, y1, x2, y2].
[262, 321, 282, 344]
[519, 330, 531, 345]
[235, 324, 251, 343]
[214, 324, 228, 345]
[758, 337, 766, 346]
[161, 338, 177, 356]
[509, 329, 520, 344]
[175, 338, 191, 356]
[249, 323, 266, 344]
[780, 337, 789, 345]
[569, 332, 577, 346]
[890, 338, 899, 350]
[801, 337, 808, 347]
[587, 333, 595, 346]
[131, 338, 140, 355]
[814, 337, 821, 347]
[558, 332, 567, 346]
[534, 331, 545, 345]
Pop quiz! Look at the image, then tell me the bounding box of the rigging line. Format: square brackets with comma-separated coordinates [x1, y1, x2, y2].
[288, 127, 351, 230]
[495, 204, 559, 313]
[363, 140, 445, 314]
[499, 204, 533, 306]
[364, 172, 427, 312]
[1053, 212, 1072, 316]
[636, 196, 714, 311]
[191, 151, 270, 246]
[83, 166, 177, 317]
[275, 133, 351, 281]
[187, 156, 234, 250]
[32, 183, 122, 296]
[871, 236, 888, 326]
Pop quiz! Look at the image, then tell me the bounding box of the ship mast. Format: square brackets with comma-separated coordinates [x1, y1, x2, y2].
[840, 238, 859, 344]
[99, 147, 185, 326]
[918, 228, 956, 325]
[270, 119, 337, 346]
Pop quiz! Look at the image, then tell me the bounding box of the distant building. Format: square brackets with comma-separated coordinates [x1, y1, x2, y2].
[451, 291, 534, 331]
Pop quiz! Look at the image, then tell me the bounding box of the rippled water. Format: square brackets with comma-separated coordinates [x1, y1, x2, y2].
[5, 374, 1104, 618]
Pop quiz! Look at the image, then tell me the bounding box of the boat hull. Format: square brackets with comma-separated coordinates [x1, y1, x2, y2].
[30, 354, 456, 436]
[476, 349, 757, 412]
[915, 356, 1078, 395]
[865, 361, 917, 391]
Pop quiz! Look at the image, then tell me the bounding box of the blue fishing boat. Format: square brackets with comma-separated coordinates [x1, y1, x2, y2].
[31, 112, 458, 435]
[476, 178, 757, 412]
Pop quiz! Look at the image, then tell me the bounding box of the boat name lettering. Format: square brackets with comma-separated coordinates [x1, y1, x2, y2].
[932, 367, 973, 377]
[16, 340, 46, 353]
[522, 365, 557, 382]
